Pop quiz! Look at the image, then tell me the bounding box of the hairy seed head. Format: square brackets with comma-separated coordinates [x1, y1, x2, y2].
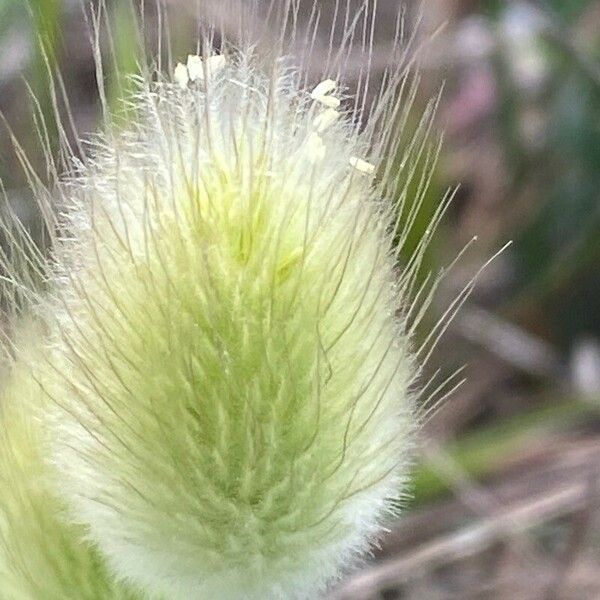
[25, 52, 418, 599]
[0, 0, 460, 593]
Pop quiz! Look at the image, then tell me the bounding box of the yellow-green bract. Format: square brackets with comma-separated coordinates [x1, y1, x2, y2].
[0, 34, 439, 600]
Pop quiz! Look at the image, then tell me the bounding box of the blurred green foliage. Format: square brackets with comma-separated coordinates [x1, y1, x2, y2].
[495, 3, 600, 344]
[109, 2, 143, 111]
[411, 396, 598, 504]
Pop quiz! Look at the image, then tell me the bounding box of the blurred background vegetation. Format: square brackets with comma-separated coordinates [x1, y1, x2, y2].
[0, 0, 599, 598]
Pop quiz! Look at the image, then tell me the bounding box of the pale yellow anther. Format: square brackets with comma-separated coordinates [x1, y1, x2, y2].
[313, 108, 340, 133]
[311, 79, 337, 98]
[311, 79, 340, 108]
[307, 132, 326, 163]
[187, 54, 227, 82]
[206, 55, 226, 74]
[349, 156, 376, 175]
[317, 95, 341, 109]
[186, 55, 203, 81]
[174, 62, 189, 89]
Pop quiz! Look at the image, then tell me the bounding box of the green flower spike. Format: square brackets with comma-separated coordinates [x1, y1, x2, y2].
[0, 11, 450, 599]
[47, 53, 415, 600]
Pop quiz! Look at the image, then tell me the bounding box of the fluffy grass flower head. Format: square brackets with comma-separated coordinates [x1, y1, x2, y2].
[48, 51, 415, 600]
[0, 3, 457, 598]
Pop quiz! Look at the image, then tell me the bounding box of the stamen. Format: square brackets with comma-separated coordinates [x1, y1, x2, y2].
[311, 79, 336, 97]
[174, 63, 189, 89]
[206, 55, 227, 74]
[311, 79, 340, 108]
[187, 54, 227, 82]
[317, 96, 341, 109]
[349, 156, 376, 175]
[186, 55, 203, 81]
[313, 108, 340, 133]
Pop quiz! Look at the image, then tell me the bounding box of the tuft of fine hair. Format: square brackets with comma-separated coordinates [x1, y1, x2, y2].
[0, 2, 465, 598]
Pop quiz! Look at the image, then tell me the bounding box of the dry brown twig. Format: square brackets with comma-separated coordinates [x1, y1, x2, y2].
[329, 477, 597, 599]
